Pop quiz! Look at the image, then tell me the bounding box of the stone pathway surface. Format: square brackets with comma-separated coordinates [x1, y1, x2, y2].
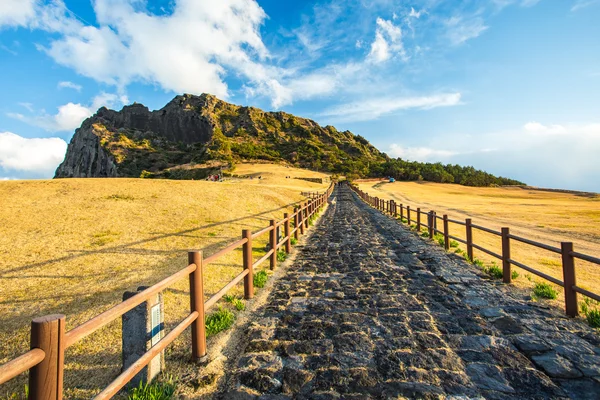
[221, 186, 600, 399]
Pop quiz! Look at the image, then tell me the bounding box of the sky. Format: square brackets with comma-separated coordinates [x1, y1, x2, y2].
[0, 0, 599, 191]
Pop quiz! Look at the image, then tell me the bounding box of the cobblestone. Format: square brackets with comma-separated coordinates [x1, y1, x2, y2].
[220, 186, 600, 399]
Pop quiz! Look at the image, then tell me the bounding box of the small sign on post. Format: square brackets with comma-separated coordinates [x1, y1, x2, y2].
[122, 286, 164, 389]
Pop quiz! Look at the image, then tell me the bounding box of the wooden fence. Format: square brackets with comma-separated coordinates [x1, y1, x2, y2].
[349, 184, 600, 318]
[0, 184, 334, 399]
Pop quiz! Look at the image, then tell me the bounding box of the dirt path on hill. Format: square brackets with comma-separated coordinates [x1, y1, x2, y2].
[210, 186, 600, 399]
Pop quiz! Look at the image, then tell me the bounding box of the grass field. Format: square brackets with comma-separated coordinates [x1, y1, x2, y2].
[0, 163, 329, 398]
[356, 180, 600, 309]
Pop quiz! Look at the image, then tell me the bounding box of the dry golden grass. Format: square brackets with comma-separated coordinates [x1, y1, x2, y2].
[356, 180, 600, 307]
[0, 163, 329, 398]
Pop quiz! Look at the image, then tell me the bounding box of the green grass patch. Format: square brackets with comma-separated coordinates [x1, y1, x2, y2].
[433, 233, 445, 247]
[128, 376, 176, 400]
[90, 230, 121, 247]
[580, 297, 600, 328]
[277, 250, 287, 262]
[290, 237, 298, 245]
[400, 217, 408, 223]
[449, 240, 460, 248]
[224, 294, 245, 311]
[585, 309, 600, 328]
[205, 308, 235, 336]
[511, 270, 520, 280]
[254, 270, 268, 288]
[484, 263, 503, 279]
[207, 232, 217, 237]
[105, 193, 135, 201]
[533, 282, 558, 299]
[420, 230, 429, 238]
[473, 258, 485, 268]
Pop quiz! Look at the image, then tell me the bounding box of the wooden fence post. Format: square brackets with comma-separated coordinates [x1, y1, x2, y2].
[400, 204, 404, 220]
[407, 206, 411, 224]
[284, 213, 291, 253]
[417, 208, 421, 231]
[293, 207, 299, 240]
[270, 220, 277, 270]
[443, 215, 449, 250]
[561, 242, 578, 317]
[465, 219, 474, 262]
[428, 211, 434, 239]
[433, 211, 438, 232]
[29, 314, 65, 400]
[300, 204, 305, 235]
[188, 251, 206, 361]
[242, 229, 254, 299]
[304, 202, 309, 229]
[501, 228, 511, 283]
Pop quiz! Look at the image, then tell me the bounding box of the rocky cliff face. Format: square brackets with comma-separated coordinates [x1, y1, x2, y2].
[55, 93, 387, 179]
[55, 121, 118, 178]
[55, 94, 221, 178]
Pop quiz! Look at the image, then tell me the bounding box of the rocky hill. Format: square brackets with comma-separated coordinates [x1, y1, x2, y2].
[55, 93, 524, 186]
[55, 93, 386, 179]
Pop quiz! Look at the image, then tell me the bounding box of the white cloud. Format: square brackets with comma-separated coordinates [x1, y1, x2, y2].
[321, 92, 462, 121]
[0, 41, 18, 55]
[408, 8, 425, 18]
[0, 132, 67, 175]
[8, 93, 123, 132]
[58, 81, 82, 91]
[28, 0, 273, 103]
[523, 121, 568, 135]
[445, 16, 488, 45]
[368, 32, 391, 63]
[0, 0, 36, 28]
[571, 0, 600, 11]
[18, 102, 34, 112]
[368, 18, 407, 63]
[388, 144, 457, 161]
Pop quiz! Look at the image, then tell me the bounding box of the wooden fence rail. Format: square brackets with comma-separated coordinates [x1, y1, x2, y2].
[0, 184, 335, 398]
[349, 184, 600, 318]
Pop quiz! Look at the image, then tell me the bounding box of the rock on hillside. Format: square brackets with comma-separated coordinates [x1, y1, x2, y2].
[55, 94, 387, 179]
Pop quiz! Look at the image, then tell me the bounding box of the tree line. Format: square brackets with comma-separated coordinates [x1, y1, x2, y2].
[364, 159, 524, 186]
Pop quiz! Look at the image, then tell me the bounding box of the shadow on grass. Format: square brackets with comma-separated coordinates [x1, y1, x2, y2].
[0, 201, 300, 277]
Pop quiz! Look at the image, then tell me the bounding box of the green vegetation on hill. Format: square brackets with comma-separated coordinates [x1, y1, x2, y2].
[375, 159, 524, 186]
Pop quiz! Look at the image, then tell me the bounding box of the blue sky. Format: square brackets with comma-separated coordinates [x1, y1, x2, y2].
[1, 0, 599, 191]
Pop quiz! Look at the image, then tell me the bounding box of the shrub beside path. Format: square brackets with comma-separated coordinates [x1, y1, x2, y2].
[217, 186, 600, 399]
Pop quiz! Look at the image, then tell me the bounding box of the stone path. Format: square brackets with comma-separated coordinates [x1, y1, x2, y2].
[220, 186, 600, 399]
